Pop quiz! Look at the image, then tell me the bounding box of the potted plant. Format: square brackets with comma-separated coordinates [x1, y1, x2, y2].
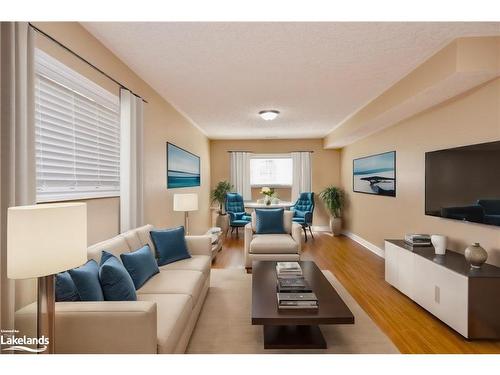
[210, 181, 233, 233]
[319, 186, 344, 236]
[211, 180, 233, 214]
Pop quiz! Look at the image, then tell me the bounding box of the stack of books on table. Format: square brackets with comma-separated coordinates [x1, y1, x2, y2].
[276, 262, 303, 278]
[277, 276, 312, 292]
[404, 233, 432, 247]
[277, 292, 318, 310]
[275, 262, 318, 310]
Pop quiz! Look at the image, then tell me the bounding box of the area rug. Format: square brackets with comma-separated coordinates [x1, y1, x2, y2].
[187, 268, 399, 354]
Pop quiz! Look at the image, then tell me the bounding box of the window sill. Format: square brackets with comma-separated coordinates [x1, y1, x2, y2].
[36, 191, 120, 203]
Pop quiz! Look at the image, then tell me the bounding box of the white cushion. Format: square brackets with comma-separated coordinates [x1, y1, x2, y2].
[121, 224, 156, 257]
[137, 270, 205, 304]
[250, 234, 299, 254]
[121, 230, 143, 252]
[87, 236, 130, 264]
[159, 255, 211, 276]
[134, 224, 156, 254]
[251, 210, 293, 234]
[137, 293, 192, 354]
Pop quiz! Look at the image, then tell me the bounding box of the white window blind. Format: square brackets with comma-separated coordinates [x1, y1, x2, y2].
[250, 154, 293, 187]
[35, 49, 120, 202]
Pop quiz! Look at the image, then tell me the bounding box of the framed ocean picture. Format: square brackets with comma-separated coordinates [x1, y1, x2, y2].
[167, 142, 201, 189]
[353, 151, 396, 197]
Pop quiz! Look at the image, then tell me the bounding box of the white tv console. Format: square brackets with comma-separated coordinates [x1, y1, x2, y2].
[385, 240, 500, 339]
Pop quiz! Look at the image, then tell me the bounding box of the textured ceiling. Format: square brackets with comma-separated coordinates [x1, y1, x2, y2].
[82, 22, 500, 139]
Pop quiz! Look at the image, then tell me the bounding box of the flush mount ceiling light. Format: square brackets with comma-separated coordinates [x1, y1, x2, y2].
[258, 110, 280, 121]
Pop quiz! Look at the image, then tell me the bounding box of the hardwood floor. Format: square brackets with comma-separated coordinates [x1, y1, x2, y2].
[212, 231, 500, 354]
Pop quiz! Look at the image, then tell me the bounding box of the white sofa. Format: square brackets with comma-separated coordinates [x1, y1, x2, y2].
[54, 224, 211, 354]
[244, 210, 302, 269]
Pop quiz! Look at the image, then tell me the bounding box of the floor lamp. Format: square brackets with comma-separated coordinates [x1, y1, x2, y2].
[7, 203, 87, 354]
[173, 193, 199, 235]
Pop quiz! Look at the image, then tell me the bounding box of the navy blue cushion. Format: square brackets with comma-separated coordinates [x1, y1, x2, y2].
[293, 209, 307, 218]
[68, 260, 104, 301]
[55, 271, 80, 302]
[229, 210, 251, 225]
[98, 251, 137, 301]
[255, 208, 285, 234]
[150, 226, 191, 266]
[120, 245, 159, 289]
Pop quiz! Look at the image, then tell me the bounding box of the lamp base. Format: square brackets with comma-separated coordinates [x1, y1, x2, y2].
[37, 275, 55, 354]
[184, 211, 190, 235]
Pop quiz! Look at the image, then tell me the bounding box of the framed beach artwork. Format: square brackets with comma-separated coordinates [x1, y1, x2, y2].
[166, 142, 201, 188]
[353, 151, 396, 197]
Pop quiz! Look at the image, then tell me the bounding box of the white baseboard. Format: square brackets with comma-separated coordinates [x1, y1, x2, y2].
[311, 225, 330, 232]
[342, 231, 385, 258]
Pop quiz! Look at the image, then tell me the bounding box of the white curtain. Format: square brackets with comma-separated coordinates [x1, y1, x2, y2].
[0, 22, 37, 333]
[120, 89, 144, 232]
[230, 152, 252, 201]
[291, 152, 312, 201]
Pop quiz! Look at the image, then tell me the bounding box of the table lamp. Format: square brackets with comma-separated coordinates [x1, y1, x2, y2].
[7, 203, 87, 354]
[173, 193, 198, 235]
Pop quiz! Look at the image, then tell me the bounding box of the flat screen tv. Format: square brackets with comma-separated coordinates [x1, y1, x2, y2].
[425, 140, 500, 227]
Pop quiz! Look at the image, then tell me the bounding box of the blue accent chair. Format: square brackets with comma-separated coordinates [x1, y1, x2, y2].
[290, 192, 315, 241]
[225, 192, 251, 237]
[477, 199, 500, 225]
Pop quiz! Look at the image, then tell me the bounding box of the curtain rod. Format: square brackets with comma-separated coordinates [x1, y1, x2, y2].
[227, 150, 314, 153]
[29, 23, 148, 104]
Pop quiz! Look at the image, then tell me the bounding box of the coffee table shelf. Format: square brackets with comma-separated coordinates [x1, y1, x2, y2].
[251, 261, 354, 349]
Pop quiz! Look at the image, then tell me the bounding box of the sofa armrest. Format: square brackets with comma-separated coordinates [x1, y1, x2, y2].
[55, 301, 157, 354]
[291, 222, 302, 254]
[244, 223, 253, 264]
[186, 235, 211, 256]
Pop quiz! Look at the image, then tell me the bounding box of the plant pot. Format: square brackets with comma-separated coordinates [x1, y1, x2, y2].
[329, 217, 342, 236]
[215, 214, 229, 235]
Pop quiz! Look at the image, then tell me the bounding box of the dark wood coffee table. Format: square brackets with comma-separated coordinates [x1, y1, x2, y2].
[251, 260, 355, 349]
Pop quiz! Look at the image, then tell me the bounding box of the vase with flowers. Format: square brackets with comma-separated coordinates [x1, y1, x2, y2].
[260, 187, 275, 206]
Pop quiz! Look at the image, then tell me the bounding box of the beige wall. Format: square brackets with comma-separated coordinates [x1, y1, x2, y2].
[324, 37, 500, 149]
[34, 22, 211, 241]
[210, 139, 341, 226]
[339, 78, 500, 266]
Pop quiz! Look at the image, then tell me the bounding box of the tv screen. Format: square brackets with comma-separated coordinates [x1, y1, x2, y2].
[425, 140, 500, 227]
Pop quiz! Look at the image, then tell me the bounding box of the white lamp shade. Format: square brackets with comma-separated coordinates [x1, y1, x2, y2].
[173, 193, 198, 212]
[7, 203, 88, 279]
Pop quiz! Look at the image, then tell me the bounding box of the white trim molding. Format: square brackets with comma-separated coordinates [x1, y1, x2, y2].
[342, 231, 385, 258]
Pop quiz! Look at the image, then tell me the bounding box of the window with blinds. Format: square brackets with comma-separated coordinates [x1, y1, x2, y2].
[35, 49, 120, 202]
[250, 154, 293, 187]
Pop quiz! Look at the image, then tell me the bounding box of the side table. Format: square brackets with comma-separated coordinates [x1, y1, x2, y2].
[205, 227, 223, 261]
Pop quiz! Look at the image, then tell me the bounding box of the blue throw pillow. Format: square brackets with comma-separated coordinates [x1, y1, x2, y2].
[120, 245, 159, 289]
[68, 260, 104, 301]
[55, 271, 80, 302]
[99, 251, 137, 301]
[150, 226, 191, 266]
[293, 209, 307, 218]
[255, 208, 285, 234]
